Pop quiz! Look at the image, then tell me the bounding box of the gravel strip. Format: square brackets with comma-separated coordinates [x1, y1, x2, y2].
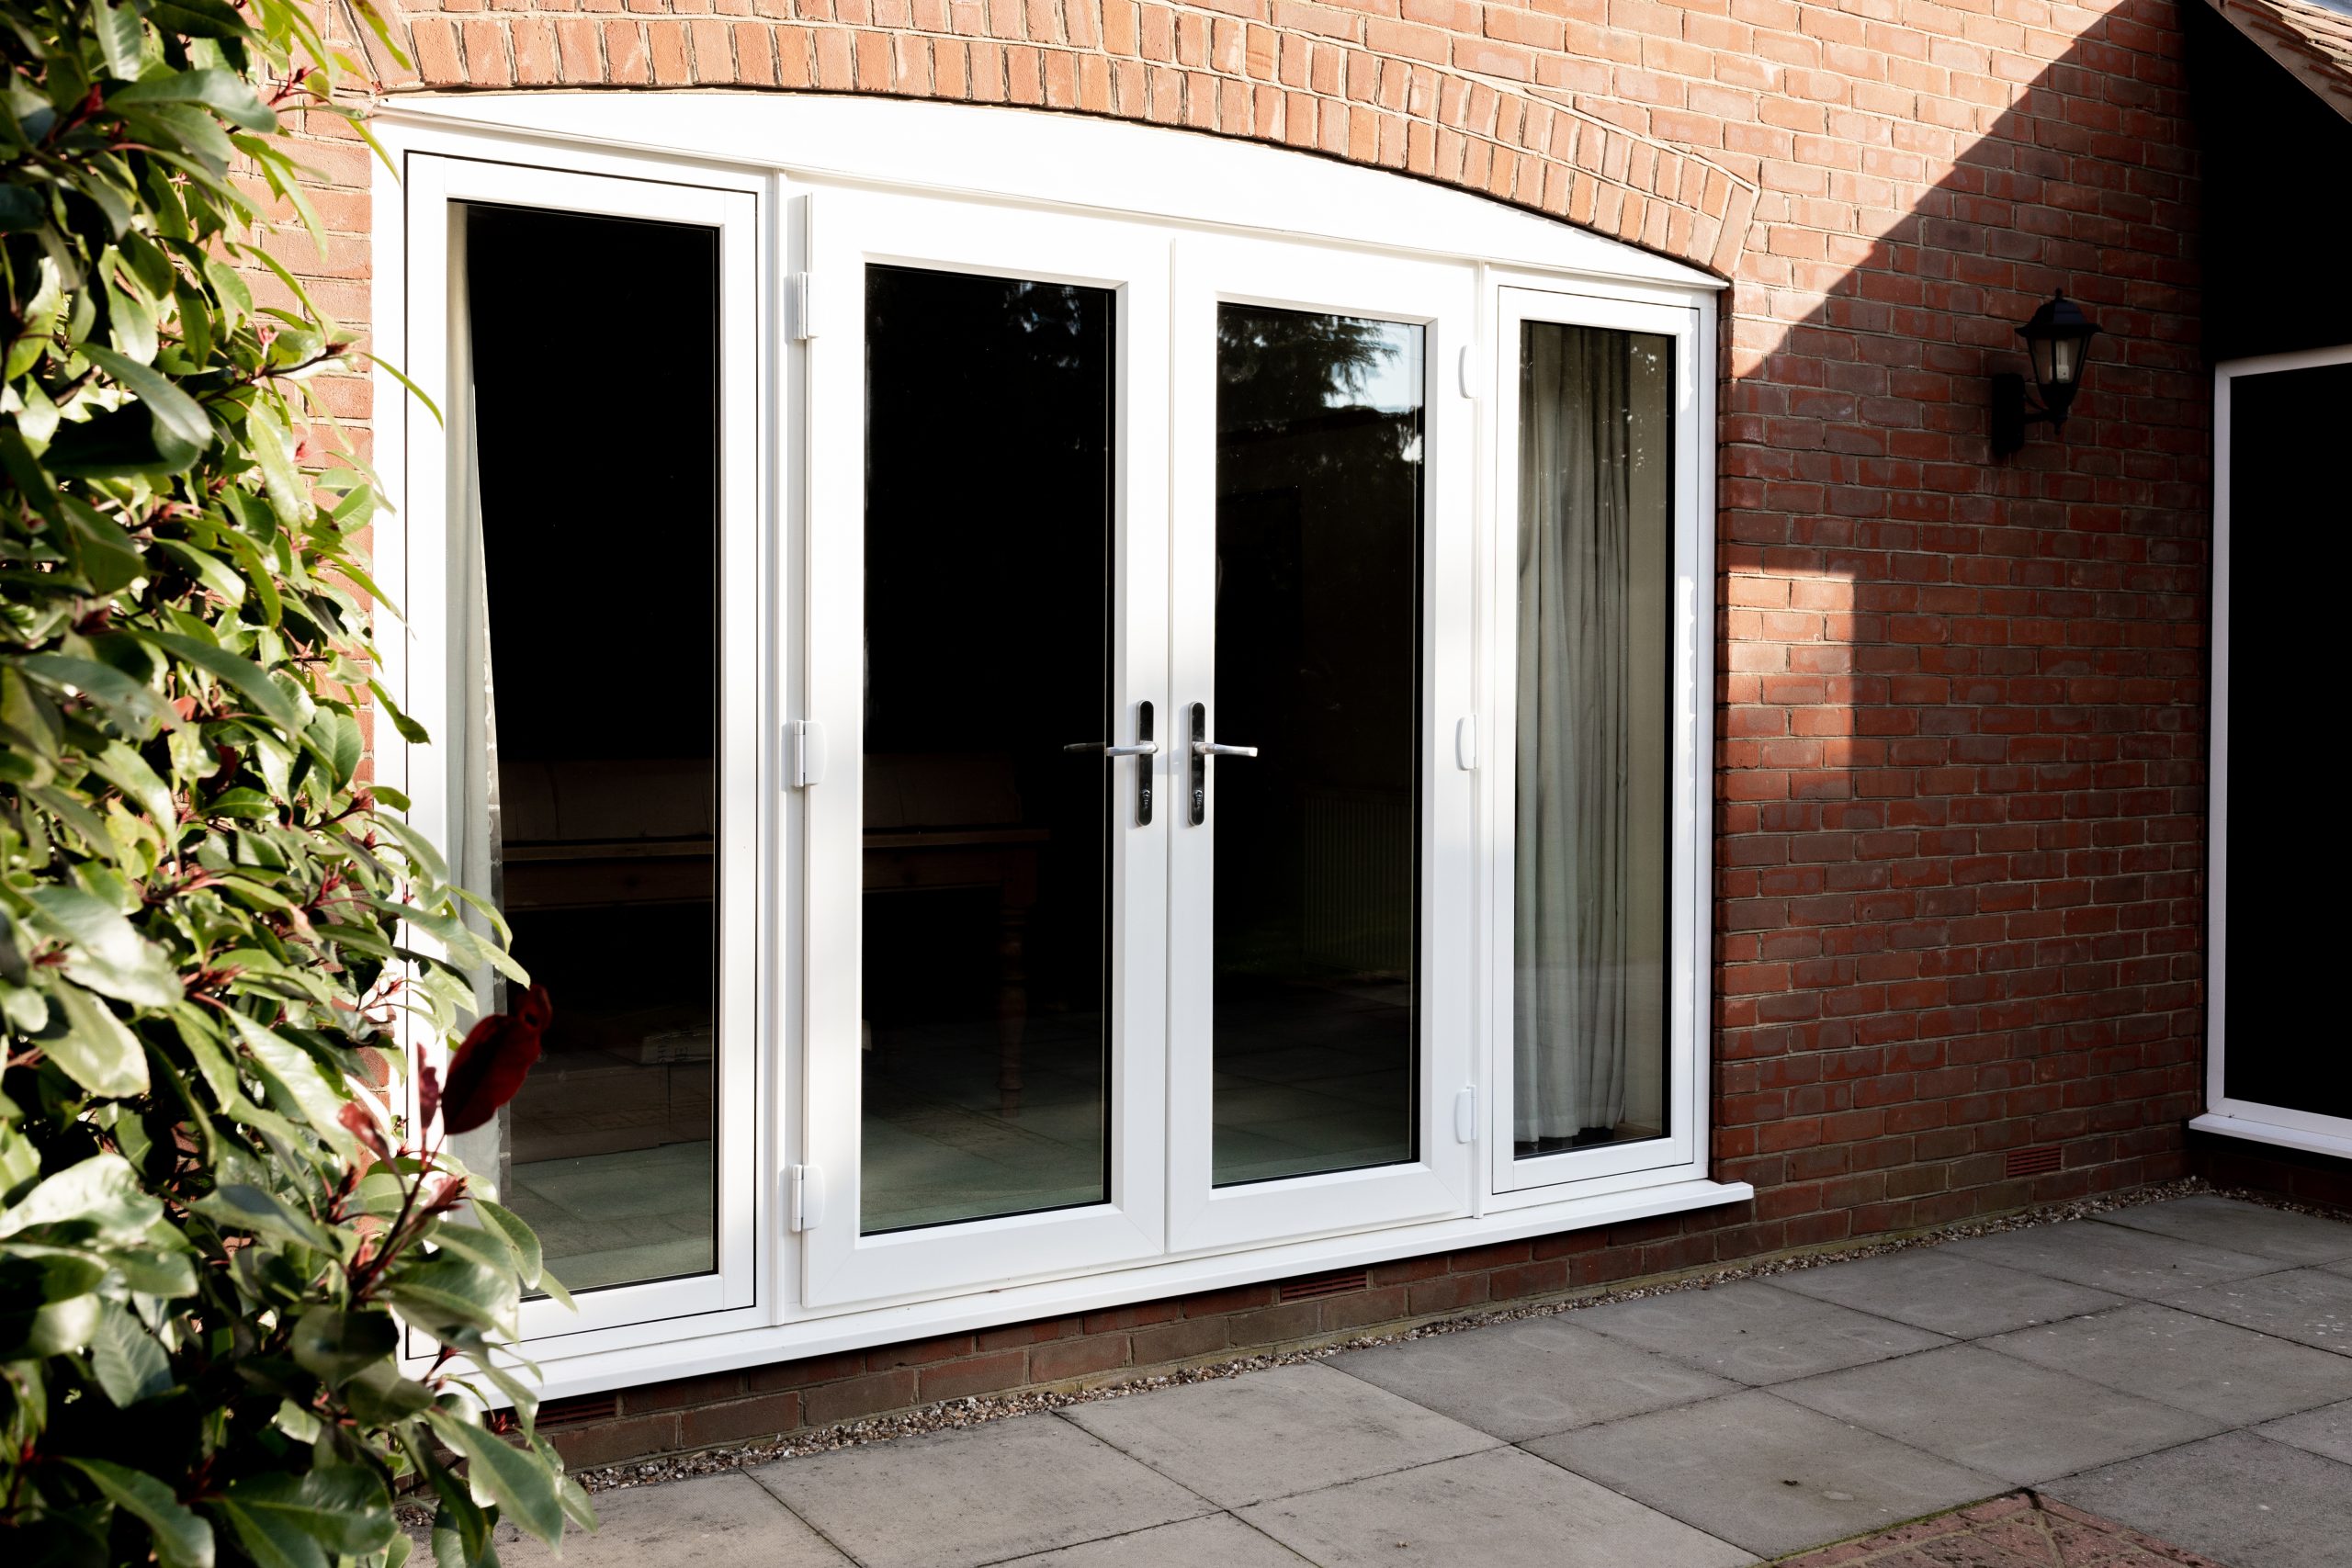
[395, 1174, 2345, 1522]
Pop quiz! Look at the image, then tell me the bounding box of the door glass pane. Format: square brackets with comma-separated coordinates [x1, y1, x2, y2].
[2222, 361, 2351, 1119]
[861, 265, 1116, 1233]
[1212, 305, 1423, 1186]
[456, 204, 720, 1292]
[1513, 321, 1673, 1158]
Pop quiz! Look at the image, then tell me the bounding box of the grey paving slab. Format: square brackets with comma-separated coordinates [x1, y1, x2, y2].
[1573, 1279, 1948, 1385]
[2096, 1196, 2352, 1266]
[1525, 1389, 2004, 1558]
[2256, 1398, 2352, 1465]
[1942, 1218, 2281, 1298]
[1769, 1247, 2128, 1339]
[2165, 1266, 2352, 1355]
[1773, 1342, 2222, 1485]
[1984, 1301, 2352, 1425]
[1238, 1446, 1749, 1568]
[995, 1514, 1314, 1566]
[2048, 1429, 2352, 1568]
[1061, 1360, 1498, 1507]
[492, 1472, 848, 1567]
[1330, 1314, 1737, 1440]
[747, 1411, 1210, 1568]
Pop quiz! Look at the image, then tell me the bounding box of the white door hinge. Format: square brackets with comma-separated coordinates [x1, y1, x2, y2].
[788, 1164, 825, 1231]
[790, 719, 828, 788]
[1454, 715, 1477, 772]
[788, 272, 817, 342]
[1453, 1085, 1477, 1144]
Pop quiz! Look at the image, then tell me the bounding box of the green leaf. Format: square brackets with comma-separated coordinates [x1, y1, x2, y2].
[48, 985, 153, 1097]
[153, 538, 247, 608]
[380, 1256, 516, 1336]
[427, 1412, 566, 1546]
[94, 0, 146, 79]
[16, 653, 184, 734]
[469, 1199, 544, 1291]
[288, 1306, 397, 1387]
[89, 739, 177, 833]
[64, 1458, 216, 1568]
[112, 68, 277, 132]
[211, 1468, 394, 1568]
[27, 885, 183, 1009]
[0, 1154, 163, 1242]
[79, 344, 216, 452]
[190, 1183, 335, 1253]
[58, 501, 147, 593]
[89, 1300, 174, 1405]
[0, 183, 46, 231]
[130, 630, 301, 732]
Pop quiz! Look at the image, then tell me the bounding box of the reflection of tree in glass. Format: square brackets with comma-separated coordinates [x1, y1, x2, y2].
[1217, 307, 1399, 427]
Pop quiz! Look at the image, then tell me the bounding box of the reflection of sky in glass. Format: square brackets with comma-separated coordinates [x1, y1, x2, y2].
[1331, 322, 1423, 413]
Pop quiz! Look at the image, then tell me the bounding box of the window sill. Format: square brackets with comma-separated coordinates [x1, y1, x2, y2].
[2189, 1112, 2352, 1160]
[525, 1176, 1752, 1402]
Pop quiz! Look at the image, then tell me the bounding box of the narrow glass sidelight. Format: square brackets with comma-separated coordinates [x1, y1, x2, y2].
[1513, 321, 1674, 1158]
[859, 265, 1117, 1234]
[1210, 305, 1424, 1187]
[453, 204, 723, 1291]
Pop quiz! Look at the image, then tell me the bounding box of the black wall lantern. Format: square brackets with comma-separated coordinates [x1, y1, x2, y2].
[1991, 289, 2100, 457]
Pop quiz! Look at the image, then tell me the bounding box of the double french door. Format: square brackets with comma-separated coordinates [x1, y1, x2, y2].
[801, 191, 1476, 1308]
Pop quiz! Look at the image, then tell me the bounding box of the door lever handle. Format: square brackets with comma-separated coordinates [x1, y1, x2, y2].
[1191, 740, 1259, 758]
[1063, 741, 1159, 757]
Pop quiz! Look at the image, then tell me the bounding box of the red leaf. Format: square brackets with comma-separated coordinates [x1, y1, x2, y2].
[338, 1099, 391, 1163]
[440, 986, 551, 1134]
[416, 1060, 440, 1130]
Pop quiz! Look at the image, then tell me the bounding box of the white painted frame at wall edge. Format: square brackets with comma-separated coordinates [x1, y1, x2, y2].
[1482, 281, 1715, 1203]
[2193, 344, 2352, 1161]
[383, 153, 770, 1367]
[369, 96, 1747, 1402]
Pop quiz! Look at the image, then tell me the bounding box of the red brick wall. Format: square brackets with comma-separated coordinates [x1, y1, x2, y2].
[287, 0, 2215, 1463]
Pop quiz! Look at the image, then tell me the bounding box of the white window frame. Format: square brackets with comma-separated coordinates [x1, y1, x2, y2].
[370, 95, 1746, 1400]
[382, 153, 770, 1359]
[2191, 344, 2352, 1160]
[1483, 283, 1713, 1202]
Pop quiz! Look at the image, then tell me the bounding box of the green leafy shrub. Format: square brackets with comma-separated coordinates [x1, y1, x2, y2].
[0, 1, 584, 1562]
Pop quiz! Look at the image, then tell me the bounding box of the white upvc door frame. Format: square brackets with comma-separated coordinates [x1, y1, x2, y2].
[799, 187, 1174, 1307]
[1165, 234, 1480, 1254]
[2192, 344, 2352, 1160]
[1482, 279, 1716, 1203]
[388, 153, 769, 1351]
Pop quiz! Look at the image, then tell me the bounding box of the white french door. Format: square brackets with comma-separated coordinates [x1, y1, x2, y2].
[801, 197, 1476, 1309]
[1165, 237, 1478, 1252]
[801, 190, 1172, 1307]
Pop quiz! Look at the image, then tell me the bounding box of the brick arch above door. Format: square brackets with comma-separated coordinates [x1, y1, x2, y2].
[353, 0, 1759, 278]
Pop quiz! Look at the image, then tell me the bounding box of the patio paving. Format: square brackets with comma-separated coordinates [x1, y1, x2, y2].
[495, 1197, 2352, 1567]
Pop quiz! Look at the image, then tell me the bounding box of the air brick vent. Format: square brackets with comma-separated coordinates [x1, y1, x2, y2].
[2007, 1145, 2064, 1178]
[1279, 1269, 1370, 1303]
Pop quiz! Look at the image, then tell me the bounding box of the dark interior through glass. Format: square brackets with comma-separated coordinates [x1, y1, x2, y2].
[860, 264, 1116, 1234]
[2222, 360, 2351, 1120]
[464, 204, 721, 1292]
[1210, 304, 1423, 1187]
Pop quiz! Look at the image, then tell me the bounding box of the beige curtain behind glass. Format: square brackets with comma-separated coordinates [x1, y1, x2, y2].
[1514, 322, 1670, 1147]
[445, 206, 509, 1195]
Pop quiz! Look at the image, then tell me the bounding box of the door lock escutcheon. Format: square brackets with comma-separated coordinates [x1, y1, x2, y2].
[1188, 703, 1259, 825]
